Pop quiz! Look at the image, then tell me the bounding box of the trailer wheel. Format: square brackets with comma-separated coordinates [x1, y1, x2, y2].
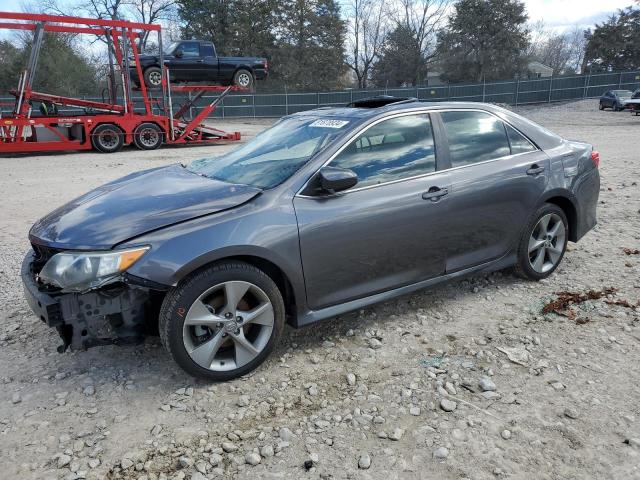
[91, 124, 124, 153]
[134, 123, 163, 150]
[144, 66, 163, 89]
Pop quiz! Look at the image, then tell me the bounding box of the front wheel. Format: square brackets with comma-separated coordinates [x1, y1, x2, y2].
[514, 204, 568, 281]
[159, 262, 285, 380]
[143, 66, 163, 89]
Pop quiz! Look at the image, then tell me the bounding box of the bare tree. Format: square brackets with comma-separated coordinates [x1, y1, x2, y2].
[390, 0, 451, 84]
[128, 0, 176, 49]
[345, 0, 387, 88]
[529, 25, 587, 74]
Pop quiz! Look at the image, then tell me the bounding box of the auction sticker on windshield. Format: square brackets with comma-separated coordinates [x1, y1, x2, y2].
[309, 119, 350, 128]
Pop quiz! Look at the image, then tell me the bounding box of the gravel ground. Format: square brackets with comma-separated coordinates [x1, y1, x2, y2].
[0, 102, 639, 480]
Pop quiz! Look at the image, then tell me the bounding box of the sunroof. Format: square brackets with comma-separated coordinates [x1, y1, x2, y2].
[346, 95, 418, 108]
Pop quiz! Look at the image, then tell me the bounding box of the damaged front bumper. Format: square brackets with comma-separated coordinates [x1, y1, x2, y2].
[21, 250, 164, 352]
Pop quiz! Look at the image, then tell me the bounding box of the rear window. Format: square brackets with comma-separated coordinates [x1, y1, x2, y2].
[441, 111, 510, 167]
[506, 124, 536, 154]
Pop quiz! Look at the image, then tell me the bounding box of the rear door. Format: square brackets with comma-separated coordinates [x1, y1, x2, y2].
[294, 113, 450, 310]
[200, 42, 219, 82]
[434, 110, 549, 272]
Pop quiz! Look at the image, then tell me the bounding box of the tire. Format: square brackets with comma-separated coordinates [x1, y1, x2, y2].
[614, 101, 622, 112]
[143, 66, 163, 89]
[91, 124, 124, 153]
[159, 261, 285, 381]
[514, 203, 568, 281]
[233, 69, 254, 90]
[133, 122, 163, 150]
[598, 102, 604, 111]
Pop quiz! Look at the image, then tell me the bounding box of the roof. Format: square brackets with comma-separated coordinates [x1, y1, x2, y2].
[288, 98, 564, 151]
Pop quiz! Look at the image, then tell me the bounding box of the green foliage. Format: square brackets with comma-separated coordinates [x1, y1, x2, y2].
[436, 0, 530, 83]
[0, 33, 98, 97]
[371, 25, 426, 87]
[583, 7, 640, 72]
[177, 0, 346, 90]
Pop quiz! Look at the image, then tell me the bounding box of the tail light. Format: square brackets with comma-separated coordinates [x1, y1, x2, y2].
[591, 150, 600, 168]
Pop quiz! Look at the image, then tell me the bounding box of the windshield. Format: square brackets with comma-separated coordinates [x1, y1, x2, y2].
[187, 116, 351, 188]
[613, 90, 633, 98]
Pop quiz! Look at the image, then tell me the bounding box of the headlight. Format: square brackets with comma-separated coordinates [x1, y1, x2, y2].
[38, 246, 149, 292]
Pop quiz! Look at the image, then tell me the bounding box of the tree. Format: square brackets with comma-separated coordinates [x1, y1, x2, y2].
[583, 7, 640, 72]
[0, 33, 98, 97]
[436, 0, 530, 83]
[529, 26, 586, 74]
[371, 25, 424, 86]
[344, 0, 387, 88]
[0, 41, 22, 95]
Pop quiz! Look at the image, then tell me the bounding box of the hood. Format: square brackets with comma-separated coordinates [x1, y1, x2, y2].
[30, 164, 261, 250]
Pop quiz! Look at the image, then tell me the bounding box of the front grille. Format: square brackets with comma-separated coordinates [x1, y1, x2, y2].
[31, 243, 61, 273]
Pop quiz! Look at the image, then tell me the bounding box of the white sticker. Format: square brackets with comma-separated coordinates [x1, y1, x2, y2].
[309, 119, 349, 128]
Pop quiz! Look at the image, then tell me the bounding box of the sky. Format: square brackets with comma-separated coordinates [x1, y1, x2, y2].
[0, 0, 635, 32]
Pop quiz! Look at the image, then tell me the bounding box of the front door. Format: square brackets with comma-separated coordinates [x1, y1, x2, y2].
[294, 113, 449, 310]
[434, 110, 550, 272]
[168, 41, 205, 81]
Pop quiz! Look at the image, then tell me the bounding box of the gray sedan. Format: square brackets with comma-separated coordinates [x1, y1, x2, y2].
[22, 98, 600, 380]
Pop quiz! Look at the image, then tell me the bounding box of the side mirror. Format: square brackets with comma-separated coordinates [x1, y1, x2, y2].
[174, 49, 183, 58]
[318, 166, 358, 194]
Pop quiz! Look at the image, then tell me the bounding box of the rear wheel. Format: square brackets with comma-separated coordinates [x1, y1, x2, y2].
[133, 123, 163, 150]
[91, 124, 124, 153]
[233, 69, 254, 90]
[514, 203, 568, 281]
[159, 262, 285, 381]
[143, 66, 163, 89]
[598, 102, 604, 111]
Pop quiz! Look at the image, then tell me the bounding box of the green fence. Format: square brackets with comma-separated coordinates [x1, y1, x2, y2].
[3, 69, 640, 119]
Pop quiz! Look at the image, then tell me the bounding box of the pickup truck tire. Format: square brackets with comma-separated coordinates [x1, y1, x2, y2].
[233, 69, 254, 90]
[144, 66, 163, 89]
[91, 124, 124, 153]
[133, 123, 163, 150]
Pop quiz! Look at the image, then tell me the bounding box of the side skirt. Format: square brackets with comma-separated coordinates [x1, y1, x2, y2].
[294, 253, 517, 328]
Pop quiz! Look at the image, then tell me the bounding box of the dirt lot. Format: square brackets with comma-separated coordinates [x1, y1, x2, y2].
[0, 102, 639, 480]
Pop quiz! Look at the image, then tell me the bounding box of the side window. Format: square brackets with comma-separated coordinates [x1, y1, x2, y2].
[330, 114, 436, 188]
[505, 124, 536, 155]
[441, 111, 510, 167]
[180, 42, 201, 57]
[201, 43, 215, 57]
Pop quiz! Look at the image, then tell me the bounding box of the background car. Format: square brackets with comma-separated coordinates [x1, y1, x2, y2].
[22, 98, 600, 381]
[599, 89, 633, 111]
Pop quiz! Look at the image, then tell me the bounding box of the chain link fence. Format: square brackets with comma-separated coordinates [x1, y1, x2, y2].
[3, 70, 640, 119]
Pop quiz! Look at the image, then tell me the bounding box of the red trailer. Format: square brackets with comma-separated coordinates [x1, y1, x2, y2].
[0, 12, 244, 154]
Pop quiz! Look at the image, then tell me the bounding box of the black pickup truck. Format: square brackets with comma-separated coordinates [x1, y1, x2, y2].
[131, 40, 268, 90]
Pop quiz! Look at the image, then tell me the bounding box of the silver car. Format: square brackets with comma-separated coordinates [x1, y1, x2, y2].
[22, 98, 600, 380]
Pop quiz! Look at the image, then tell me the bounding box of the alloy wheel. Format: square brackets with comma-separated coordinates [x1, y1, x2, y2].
[182, 281, 274, 372]
[149, 71, 162, 86]
[237, 73, 251, 87]
[528, 213, 566, 273]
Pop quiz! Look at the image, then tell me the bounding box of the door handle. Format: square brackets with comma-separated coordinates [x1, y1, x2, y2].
[422, 186, 449, 201]
[526, 164, 545, 176]
[196, 59, 204, 63]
